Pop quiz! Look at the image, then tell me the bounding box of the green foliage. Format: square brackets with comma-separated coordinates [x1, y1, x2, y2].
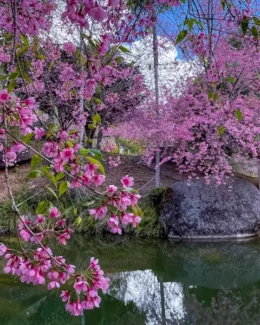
[58, 181, 70, 197]
[234, 109, 243, 121]
[0, 185, 169, 238]
[175, 30, 188, 45]
[115, 138, 144, 156]
[218, 126, 225, 136]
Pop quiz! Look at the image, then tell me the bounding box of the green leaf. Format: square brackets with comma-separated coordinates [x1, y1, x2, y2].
[221, 0, 226, 10]
[252, 26, 258, 38]
[46, 186, 58, 200]
[234, 109, 243, 121]
[56, 172, 65, 181]
[54, 106, 59, 118]
[184, 18, 193, 30]
[93, 97, 102, 104]
[227, 77, 235, 83]
[9, 71, 19, 80]
[27, 170, 42, 178]
[208, 92, 218, 100]
[89, 39, 97, 48]
[240, 16, 249, 35]
[79, 148, 89, 157]
[31, 154, 42, 169]
[87, 149, 103, 160]
[66, 141, 74, 148]
[36, 201, 47, 215]
[75, 217, 82, 226]
[35, 53, 45, 60]
[175, 30, 188, 45]
[20, 34, 29, 47]
[218, 126, 225, 136]
[22, 133, 34, 144]
[21, 72, 32, 84]
[92, 113, 101, 126]
[115, 57, 122, 64]
[42, 167, 57, 187]
[253, 17, 260, 26]
[83, 200, 96, 207]
[119, 45, 131, 53]
[48, 61, 55, 71]
[86, 157, 105, 174]
[184, 19, 203, 30]
[7, 81, 16, 93]
[16, 45, 29, 57]
[73, 208, 78, 216]
[59, 181, 70, 197]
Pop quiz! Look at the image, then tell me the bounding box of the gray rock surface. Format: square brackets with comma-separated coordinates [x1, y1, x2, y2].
[160, 177, 260, 239]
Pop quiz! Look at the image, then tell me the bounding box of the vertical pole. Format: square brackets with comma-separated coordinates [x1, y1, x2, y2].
[257, 160, 260, 190]
[79, 26, 85, 147]
[152, 7, 160, 187]
[81, 313, 85, 325]
[159, 276, 166, 325]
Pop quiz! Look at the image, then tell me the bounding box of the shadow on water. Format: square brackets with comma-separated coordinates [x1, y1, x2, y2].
[1, 235, 260, 324]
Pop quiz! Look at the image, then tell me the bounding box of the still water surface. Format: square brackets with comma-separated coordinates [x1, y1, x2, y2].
[0, 236, 260, 325]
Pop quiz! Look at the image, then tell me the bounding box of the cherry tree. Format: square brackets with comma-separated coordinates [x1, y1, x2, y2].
[0, 0, 147, 316]
[108, 0, 260, 184]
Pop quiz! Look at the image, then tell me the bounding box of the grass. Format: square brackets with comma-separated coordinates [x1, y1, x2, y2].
[0, 186, 170, 238]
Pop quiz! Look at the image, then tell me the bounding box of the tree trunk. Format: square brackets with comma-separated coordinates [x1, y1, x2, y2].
[152, 8, 160, 187]
[96, 127, 103, 149]
[79, 27, 85, 146]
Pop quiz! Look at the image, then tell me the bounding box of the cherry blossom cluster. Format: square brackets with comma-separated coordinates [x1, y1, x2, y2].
[0, 0, 56, 36]
[0, 90, 38, 165]
[90, 175, 141, 234]
[0, 212, 110, 316]
[109, 156, 121, 167]
[101, 140, 117, 153]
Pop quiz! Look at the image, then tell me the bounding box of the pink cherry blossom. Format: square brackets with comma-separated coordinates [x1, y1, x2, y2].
[93, 174, 105, 186]
[48, 281, 60, 290]
[89, 205, 108, 219]
[0, 244, 7, 256]
[60, 290, 70, 302]
[19, 230, 31, 242]
[107, 214, 122, 234]
[60, 148, 74, 163]
[36, 215, 45, 224]
[6, 151, 16, 166]
[49, 207, 61, 218]
[10, 142, 25, 153]
[74, 278, 88, 294]
[0, 89, 10, 103]
[34, 127, 45, 139]
[121, 175, 134, 188]
[107, 185, 118, 194]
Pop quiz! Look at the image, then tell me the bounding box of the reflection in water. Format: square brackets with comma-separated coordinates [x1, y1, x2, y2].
[1, 236, 260, 324]
[109, 270, 185, 325]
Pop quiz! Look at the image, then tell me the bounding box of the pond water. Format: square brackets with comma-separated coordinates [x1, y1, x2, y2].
[1, 236, 260, 325]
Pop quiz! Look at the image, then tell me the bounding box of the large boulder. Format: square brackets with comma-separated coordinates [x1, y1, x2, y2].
[160, 177, 260, 239]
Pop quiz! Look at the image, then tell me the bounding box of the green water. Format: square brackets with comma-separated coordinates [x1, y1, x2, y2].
[1, 236, 260, 324]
